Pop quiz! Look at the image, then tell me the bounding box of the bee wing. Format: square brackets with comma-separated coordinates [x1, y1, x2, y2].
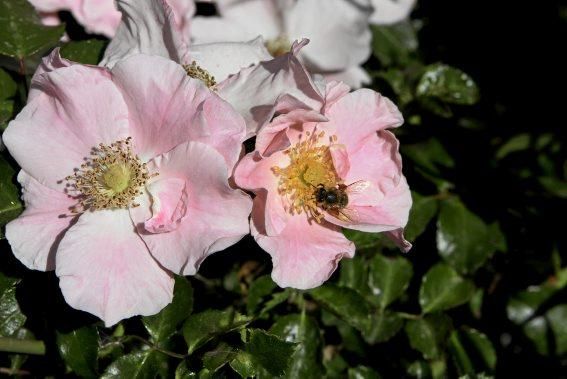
[335, 207, 360, 223]
[345, 180, 371, 195]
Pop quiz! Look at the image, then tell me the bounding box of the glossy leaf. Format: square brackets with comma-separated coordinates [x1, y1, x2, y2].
[230, 351, 257, 378]
[0, 155, 23, 233]
[546, 304, 567, 355]
[523, 316, 549, 355]
[338, 257, 369, 296]
[182, 309, 251, 354]
[60, 39, 108, 65]
[449, 327, 496, 376]
[0, 273, 26, 337]
[405, 314, 452, 360]
[56, 325, 99, 378]
[402, 139, 455, 177]
[0, 99, 14, 130]
[0, 68, 17, 100]
[506, 277, 562, 324]
[247, 275, 276, 315]
[419, 263, 475, 314]
[310, 284, 371, 333]
[0, 0, 65, 59]
[270, 313, 324, 378]
[368, 254, 413, 309]
[405, 192, 439, 242]
[416, 63, 480, 105]
[364, 311, 404, 344]
[202, 342, 236, 372]
[437, 197, 495, 274]
[101, 350, 168, 379]
[246, 329, 297, 377]
[371, 21, 418, 67]
[348, 365, 381, 379]
[143, 276, 193, 344]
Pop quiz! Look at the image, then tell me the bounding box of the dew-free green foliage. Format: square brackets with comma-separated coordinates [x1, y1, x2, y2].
[0, 0, 564, 377]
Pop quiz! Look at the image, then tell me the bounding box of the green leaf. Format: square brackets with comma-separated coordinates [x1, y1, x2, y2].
[310, 284, 371, 333]
[364, 311, 404, 344]
[406, 360, 431, 378]
[0, 273, 26, 337]
[270, 313, 324, 378]
[143, 276, 193, 344]
[246, 275, 276, 315]
[259, 289, 291, 315]
[182, 309, 251, 354]
[437, 198, 495, 274]
[230, 351, 257, 378]
[495, 134, 531, 160]
[0, 0, 65, 59]
[419, 263, 475, 314]
[449, 328, 496, 376]
[402, 138, 455, 177]
[174, 360, 197, 379]
[0, 155, 23, 233]
[8, 328, 34, 373]
[371, 21, 418, 67]
[0, 68, 17, 100]
[343, 229, 382, 251]
[246, 329, 297, 377]
[523, 316, 549, 355]
[546, 304, 567, 355]
[416, 63, 480, 105]
[101, 350, 168, 379]
[348, 365, 381, 379]
[59, 39, 108, 65]
[56, 325, 99, 378]
[0, 99, 14, 129]
[405, 192, 439, 242]
[506, 276, 562, 324]
[405, 314, 452, 360]
[202, 342, 236, 372]
[338, 257, 369, 296]
[539, 176, 567, 199]
[368, 254, 413, 309]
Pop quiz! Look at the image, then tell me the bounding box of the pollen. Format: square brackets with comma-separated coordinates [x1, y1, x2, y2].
[272, 130, 340, 222]
[183, 61, 217, 89]
[265, 35, 291, 57]
[65, 137, 154, 212]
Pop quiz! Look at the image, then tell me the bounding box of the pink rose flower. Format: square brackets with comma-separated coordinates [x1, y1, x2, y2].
[234, 81, 412, 289]
[3, 51, 252, 326]
[103, 0, 326, 138]
[368, 0, 416, 25]
[191, 0, 373, 88]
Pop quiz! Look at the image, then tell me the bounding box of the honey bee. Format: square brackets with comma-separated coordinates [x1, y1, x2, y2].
[313, 181, 368, 222]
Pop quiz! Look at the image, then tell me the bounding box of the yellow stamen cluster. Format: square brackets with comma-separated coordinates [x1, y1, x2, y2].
[272, 131, 340, 222]
[265, 35, 292, 57]
[65, 138, 153, 212]
[183, 61, 217, 88]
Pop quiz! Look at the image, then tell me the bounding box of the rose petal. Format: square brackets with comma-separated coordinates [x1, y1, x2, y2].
[6, 171, 77, 271]
[3, 64, 130, 192]
[132, 142, 252, 275]
[56, 209, 174, 326]
[144, 177, 188, 233]
[369, 0, 416, 25]
[322, 65, 371, 89]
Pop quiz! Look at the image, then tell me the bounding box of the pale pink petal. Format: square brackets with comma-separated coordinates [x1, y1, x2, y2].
[56, 210, 174, 326]
[3, 64, 129, 192]
[38, 11, 60, 26]
[110, 54, 245, 164]
[101, 0, 189, 69]
[217, 39, 324, 138]
[166, 0, 195, 38]
[143, 178, 188, 233]
[323, 66, 371, 89]
[190, 38, 272, 83]
[325, 88, 404, 153]
[369, 0, 416, 25]
[329, 144, 350, 179]
[5, 171, 77, 271]
[251, 212, 355, 290]
[28, 48, 74, 102]
[74, 0, 122, 37]
[326, 132, 412, 235]
[192, 0, 282, 44]
[131, 142, 252, 275]
[385, 229, 412, 252]
[285, 0, 372, 71]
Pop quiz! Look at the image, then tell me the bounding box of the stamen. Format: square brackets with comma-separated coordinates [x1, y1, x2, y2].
[65, 137, 154, 212]
[183, 61, 217, 89]
[272, 130, 341, 222]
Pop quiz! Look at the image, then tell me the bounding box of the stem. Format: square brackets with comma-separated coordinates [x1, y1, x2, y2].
[397, 312, 421, 320]
[0, 337, 45, 355]
[0, 367, 30, 376]
[127, 336, 187, 359]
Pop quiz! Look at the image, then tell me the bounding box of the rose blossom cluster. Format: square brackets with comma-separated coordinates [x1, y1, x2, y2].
[5, 0, 413, 325]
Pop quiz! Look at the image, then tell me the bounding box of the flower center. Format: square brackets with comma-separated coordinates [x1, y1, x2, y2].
[265, 35, 291, 57]
[65, 137, 154, 212]
[272, 131, 340, 222]
[183, 61, 217, 88]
